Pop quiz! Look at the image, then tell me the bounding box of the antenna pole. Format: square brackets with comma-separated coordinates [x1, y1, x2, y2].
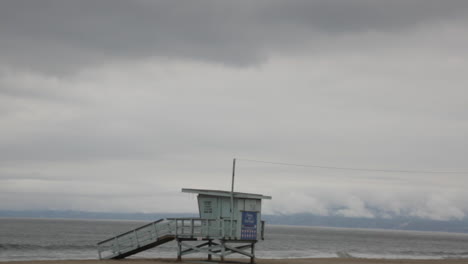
[230, 158, 236, 237]
[231, 158, 236, 193]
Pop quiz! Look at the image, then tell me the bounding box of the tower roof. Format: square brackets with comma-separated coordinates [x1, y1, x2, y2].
[182, 188, 272, 200]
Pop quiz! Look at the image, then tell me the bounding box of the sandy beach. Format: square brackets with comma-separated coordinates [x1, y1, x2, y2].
[1, 259, 468, 264]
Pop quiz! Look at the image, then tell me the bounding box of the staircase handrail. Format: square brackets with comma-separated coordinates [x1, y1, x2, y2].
[97, 217, 240, 260]
[97, 218, 167, 245]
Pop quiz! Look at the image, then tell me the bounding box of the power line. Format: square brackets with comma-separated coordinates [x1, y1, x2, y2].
[237, 158, 468, 174]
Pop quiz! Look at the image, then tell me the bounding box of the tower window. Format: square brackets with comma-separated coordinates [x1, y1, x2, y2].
[203, 201, 213, 214]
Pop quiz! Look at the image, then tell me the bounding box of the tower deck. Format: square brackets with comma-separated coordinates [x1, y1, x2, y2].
[97, 218, 265, 261]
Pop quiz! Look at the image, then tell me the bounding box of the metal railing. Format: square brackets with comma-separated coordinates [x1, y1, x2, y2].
[97, 218, 239, 259]
[169, 218, 237, 239]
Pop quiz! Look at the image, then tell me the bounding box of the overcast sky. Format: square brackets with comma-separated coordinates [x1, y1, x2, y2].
[1, 0, 468, 221]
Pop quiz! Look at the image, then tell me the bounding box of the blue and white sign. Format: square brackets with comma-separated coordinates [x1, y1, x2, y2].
[241, 211, 257, 240]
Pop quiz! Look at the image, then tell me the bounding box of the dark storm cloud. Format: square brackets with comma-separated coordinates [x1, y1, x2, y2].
[1, 0, 468, 73]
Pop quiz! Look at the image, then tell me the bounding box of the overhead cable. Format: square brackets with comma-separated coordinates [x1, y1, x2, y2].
[237, 158, 468, 174]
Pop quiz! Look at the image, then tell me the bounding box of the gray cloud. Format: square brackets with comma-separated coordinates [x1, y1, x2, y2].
[1, 0, 468, 73]
[1, 1, 468, 221]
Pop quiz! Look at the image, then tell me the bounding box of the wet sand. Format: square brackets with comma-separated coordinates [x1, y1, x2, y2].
[1, 258, 468, 264]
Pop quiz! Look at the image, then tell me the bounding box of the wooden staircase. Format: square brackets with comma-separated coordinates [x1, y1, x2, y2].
[97, 218, 176, 259]
[97, 218, 235, 259]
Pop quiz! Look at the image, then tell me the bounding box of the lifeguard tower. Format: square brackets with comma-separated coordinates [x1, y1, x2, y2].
[97, 182, 271, 263]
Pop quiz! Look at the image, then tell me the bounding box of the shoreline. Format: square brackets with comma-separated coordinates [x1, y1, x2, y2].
[1, 258, 468, 264]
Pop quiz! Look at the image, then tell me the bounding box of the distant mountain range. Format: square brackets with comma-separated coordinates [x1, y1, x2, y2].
[265, 213, 468, 233]
[0, 210, 197, 221]
[1, 210, 467, 233]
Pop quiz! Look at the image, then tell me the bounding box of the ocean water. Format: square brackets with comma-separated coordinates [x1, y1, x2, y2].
[1, 218, 468, 261]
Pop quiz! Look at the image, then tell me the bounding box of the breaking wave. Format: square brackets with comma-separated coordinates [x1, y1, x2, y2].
[336, 251, 354, 258]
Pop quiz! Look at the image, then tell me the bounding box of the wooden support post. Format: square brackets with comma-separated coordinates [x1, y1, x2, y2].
[221, 219, 225, 238]
[133, 230, 139, 247]
[220, 240, 225, 262]
[250, 242, 255, 264]
[177, 239, 182, 262]
[207, 239, 212, 261]
[97, 246, 102, 260]
[167, 222, 172, 234]
[115, 237, 120, 254]
[191, 219, 194, 238]
[153, 222, 159, 239]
